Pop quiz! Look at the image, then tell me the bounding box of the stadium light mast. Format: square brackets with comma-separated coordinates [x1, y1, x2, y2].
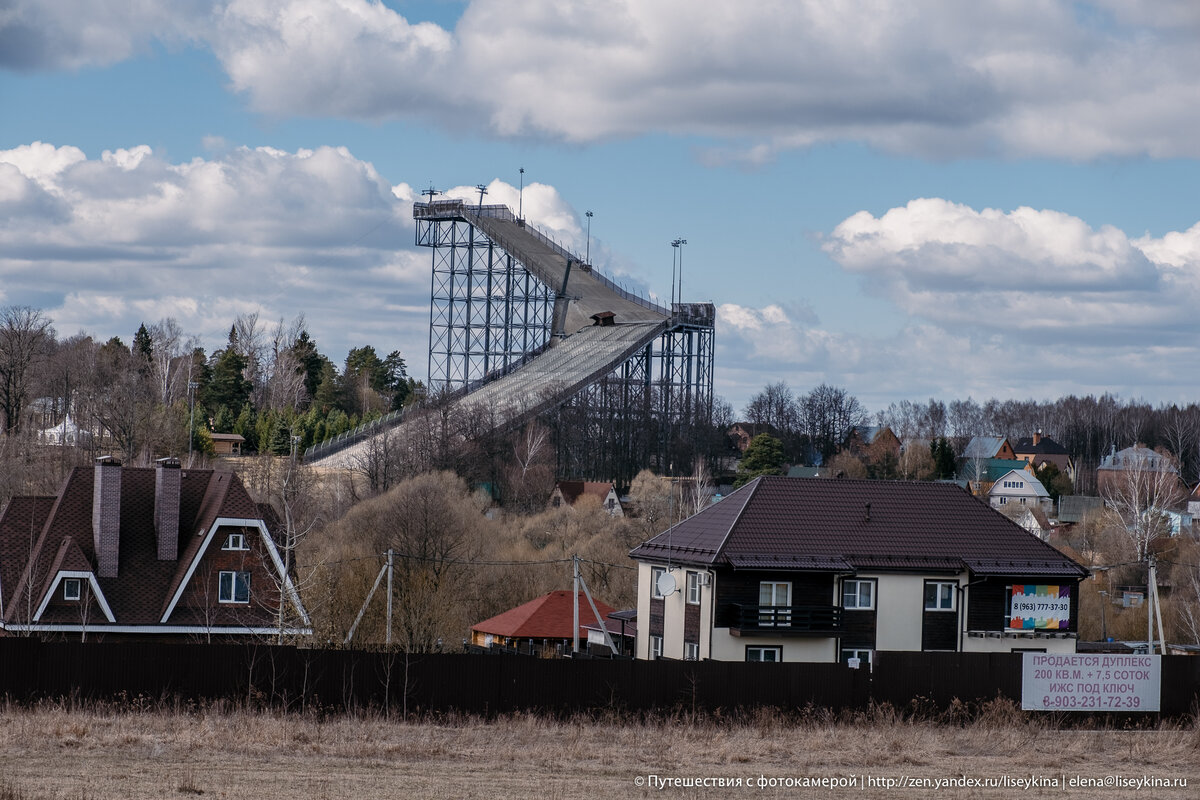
[671, 238, 687, 306]
[475, 184, 488, 212]
[518, 167, 525, 222]
[585, 210, 593, 266]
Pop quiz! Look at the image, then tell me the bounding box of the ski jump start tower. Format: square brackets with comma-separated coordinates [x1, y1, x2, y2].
[415, 198, 714, 481]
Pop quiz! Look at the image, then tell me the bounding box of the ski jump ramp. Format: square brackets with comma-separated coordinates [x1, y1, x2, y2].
[307, 200, 681, 469]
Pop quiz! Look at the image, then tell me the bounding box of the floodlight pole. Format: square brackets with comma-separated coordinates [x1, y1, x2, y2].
[585, 210, 593, 266]
[672, 238, 687, 305]
[475, 184, 488, 212]
[518, 167, 525, 222]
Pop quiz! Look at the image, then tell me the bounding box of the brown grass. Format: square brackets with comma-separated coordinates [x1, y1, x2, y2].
[0, 701, 1197, 799]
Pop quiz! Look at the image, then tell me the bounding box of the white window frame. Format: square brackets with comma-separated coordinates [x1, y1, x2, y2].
[924, 580, 956, 611]
[63, 578, 81, 601]
[746, 646, 782, 662]
[650, 635, 663, 660]
[841, 647, 874, 668]
[684, 641, 700, 661]
[842, 578, 875, 610]
[758, 581, 791, 626]
[223, 532, 248, 551]
[651, 566, 666, 599]
[686, 571, 701, 605]
[219, 570, 251, 604]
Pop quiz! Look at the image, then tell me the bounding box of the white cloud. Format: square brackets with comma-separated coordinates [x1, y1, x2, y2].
[0, 0, 206, 70]
[0, 142, 428, 364]
[9, 1, 1200, 159]
[822, 198, 1200, 343]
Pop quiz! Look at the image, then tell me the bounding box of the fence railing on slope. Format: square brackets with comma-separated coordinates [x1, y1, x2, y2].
[415, 199, 670, 317]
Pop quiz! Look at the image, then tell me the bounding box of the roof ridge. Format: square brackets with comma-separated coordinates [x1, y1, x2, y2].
[712, 475, 764, 562]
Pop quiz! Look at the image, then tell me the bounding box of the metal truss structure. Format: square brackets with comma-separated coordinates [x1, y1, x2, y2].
[419, 210, 554, 392]
[415, 199, 715, 482]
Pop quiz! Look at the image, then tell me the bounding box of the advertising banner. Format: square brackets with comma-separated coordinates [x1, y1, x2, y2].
[1008, 584, 1070, 630]
[1022, 653, 1160, 711]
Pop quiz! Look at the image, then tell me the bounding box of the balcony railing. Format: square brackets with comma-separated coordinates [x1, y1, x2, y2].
[728, 604, 844, 636]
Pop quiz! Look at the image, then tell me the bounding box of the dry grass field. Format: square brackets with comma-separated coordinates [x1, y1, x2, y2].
[0, 701, 1196, 799]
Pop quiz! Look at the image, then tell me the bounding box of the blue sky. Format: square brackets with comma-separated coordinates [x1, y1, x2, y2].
[4, 1, 1200, 416]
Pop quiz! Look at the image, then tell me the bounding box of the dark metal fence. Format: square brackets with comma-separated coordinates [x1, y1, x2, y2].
[0, 640, 1196, 718]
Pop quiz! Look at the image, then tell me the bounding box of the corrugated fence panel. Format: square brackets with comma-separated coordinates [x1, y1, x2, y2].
[0, 641, 1192, 717]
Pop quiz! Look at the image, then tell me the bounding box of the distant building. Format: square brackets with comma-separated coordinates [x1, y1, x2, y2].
[209, 432, 245, 456]
[549, 481, 623, 516]
[470, 590, 616, 656]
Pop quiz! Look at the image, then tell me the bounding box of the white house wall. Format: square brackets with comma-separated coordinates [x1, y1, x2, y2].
[873, 574, 937, 651]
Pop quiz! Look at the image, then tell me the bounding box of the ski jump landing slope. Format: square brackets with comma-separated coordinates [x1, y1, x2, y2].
[309, 202, 670, 469]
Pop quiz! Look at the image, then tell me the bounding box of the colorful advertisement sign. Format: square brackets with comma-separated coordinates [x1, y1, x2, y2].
[1008, 584, 1070, 630]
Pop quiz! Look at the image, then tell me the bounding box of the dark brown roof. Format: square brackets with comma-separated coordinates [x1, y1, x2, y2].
[1014, 436, 1069, 456]
[629, 476, 1085, 578]
[553, 481, 617, 506]
[0, 466, 293, 630]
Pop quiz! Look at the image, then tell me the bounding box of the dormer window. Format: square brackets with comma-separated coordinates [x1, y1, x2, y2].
[223, 532, 248, 551]
[63, 578, 81, 601]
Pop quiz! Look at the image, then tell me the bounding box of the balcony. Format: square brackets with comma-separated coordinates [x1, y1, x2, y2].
[727, 604, 844, 636]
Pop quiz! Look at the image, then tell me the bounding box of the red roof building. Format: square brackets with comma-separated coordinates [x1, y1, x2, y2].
[471, 590, 616, 654]
[0, 457, 310, 640]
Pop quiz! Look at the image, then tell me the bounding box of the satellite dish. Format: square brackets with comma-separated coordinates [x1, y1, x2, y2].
[656, 570, 677, 597]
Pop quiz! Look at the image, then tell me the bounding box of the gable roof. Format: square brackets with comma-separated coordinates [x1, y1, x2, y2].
[959, 459, 1031, 483]
[553, 481, 617, 505]
[1014, 435, 1069, 456]
[472, 590, 616, 639]
[0, 465, 307, 633]
[629, 476, 1085, 578]
[961, 437, 1009, 459]
[988, 469, 1050, 498]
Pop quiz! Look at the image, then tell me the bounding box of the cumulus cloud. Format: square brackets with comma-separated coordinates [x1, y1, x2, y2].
[0, 141, 593, 367]
[822, 198, 1200, 344]
[7, 1, 1200, 159]
[0, 0, 207, 70]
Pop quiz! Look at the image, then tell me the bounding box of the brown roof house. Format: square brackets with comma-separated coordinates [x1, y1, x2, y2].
[0, 457, 310, 640]
[629, 476, 1086, 666]
[1014, 431, 1073, 478]
[470, 590, 616, 656]
[549, 481, 624, 516]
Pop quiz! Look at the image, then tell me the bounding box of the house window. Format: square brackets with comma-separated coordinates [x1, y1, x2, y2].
[63, 578, 81, 601]
[924, 581, 956, 611]
[223, 532, 248, 550]
[651, 566, 666, 599]
[650, 635, 663, 659]
[758, 581, 791, 626]
[746, 646, 781, 662]
[841, 647, 873, 668]
[684, 642, 700, 661]
[842, 579, 875, 610]
[219, 571, 251, 604]
[686, 571, 701, 605]
[998, 497, 1007, 505]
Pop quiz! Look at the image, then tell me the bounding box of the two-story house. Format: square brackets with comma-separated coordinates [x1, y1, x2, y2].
[988, 469, 1053, 514]
[629, 476, 1085, 665]
[0, 457, 310, 640]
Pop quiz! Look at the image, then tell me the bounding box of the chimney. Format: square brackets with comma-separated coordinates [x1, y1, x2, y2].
[155, 457, 182, 561]
[1033, 429, 1042, 446]
[92, 456, 122, 578]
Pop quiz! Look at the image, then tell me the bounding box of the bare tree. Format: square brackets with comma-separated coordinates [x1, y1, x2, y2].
[1101, 449, 1184, 563]
[0, 306, 54, 433]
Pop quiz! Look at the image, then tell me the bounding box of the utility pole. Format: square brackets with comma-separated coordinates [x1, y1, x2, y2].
[573, 555, 580, 654]
[475, 183, 488, 212]
[518, 167, 525, 222]
[1148, 554, 1165, 655]
[386, 549, 394, 648]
